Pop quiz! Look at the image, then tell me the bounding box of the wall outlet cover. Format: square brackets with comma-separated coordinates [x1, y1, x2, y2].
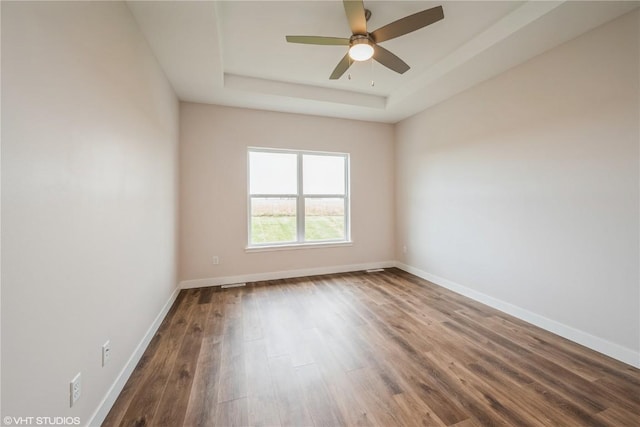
[70, 372, 81, 407]
[102, 340, 111, 367]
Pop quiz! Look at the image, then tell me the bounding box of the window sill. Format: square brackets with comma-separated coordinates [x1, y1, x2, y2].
[245, 241, 353, 253]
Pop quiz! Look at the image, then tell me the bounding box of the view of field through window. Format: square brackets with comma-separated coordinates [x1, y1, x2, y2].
[249, 150, 348, 245]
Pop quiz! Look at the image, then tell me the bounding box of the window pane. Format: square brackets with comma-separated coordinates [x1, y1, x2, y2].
[250, 151, 297, 195]
[251, 198, 297, 244]
[305, 198, 345, 241]
[303, 155, 345, 195]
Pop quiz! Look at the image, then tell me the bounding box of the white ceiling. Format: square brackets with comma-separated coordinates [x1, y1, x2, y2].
[127, 1, 639, 123]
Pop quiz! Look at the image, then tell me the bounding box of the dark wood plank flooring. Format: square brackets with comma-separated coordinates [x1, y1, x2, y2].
[103, 268, 640, 426]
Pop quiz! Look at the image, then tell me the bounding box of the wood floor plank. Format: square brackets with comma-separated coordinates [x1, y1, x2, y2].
[109, 289, 201, 427]
[464, 313, 605, 382]
[444, 311, 610, 414]
[244, 339, 281, 427]
[101, 290, 188, 426]
[214, 397, 248, 427]
[280, 279, 318, 331]
[392, 391, 448, 427]
[595, 405, 640, 425]
[247, 395, 282, 427]
[197, 286, 214, 305]
[271, 283, 316, 367]
[300, 327, 382, 426]
[154, 302, 210, 426]
[268, 356, 314, 426]
[424, 350, 544, 427]
[255, 283, 296, 359]
[345, 367, 405, 427]
[241, 288, 264, 342]
[295, 363, 346, 426]
[525, 381, 609, 427]
[183, 289, 225, 426]
[218, 331, 247, 403]
[464, 361, 570, 425]
[182, 333, 223, 426]
[105, 269, 640, 427]
[435, 317, 602, 425]
[353, 317, 470, 424]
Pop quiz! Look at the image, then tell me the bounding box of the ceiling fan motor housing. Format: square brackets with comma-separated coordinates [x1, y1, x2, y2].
[349, 34, 374, 46]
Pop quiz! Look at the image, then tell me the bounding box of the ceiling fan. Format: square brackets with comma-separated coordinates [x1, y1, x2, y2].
[285, 0, 444, 80]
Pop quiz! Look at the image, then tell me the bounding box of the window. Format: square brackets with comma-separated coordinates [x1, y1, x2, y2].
[248, 148, 350, 248]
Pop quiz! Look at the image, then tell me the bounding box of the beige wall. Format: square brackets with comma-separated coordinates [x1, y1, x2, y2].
[2, 1, 179, 422]
[179, 103, 395, 283]
[395, 10, 639, 364]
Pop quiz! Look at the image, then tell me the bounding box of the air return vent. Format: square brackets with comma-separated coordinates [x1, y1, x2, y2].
[221, 283, 246, 289]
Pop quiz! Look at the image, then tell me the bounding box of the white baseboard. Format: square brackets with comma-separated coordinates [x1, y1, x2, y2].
[86, 286, 181, 426]
[395, 262, 640, 369]
[179, 261, 396, 289]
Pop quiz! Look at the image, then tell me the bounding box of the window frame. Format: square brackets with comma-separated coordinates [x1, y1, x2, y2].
[247, 147, 351, 249]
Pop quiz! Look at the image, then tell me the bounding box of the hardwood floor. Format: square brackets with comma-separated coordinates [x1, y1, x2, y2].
[103, 268, 640, 426]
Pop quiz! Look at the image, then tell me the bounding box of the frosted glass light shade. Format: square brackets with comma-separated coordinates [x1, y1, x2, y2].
[349, 42, 374, 61]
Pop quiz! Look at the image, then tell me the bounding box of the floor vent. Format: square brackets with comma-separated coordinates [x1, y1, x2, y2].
[221, 283, 247, 289]
[366, 268, 385, 273]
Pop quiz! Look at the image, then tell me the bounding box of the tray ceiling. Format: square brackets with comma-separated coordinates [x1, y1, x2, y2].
[127, 1, 639, 123]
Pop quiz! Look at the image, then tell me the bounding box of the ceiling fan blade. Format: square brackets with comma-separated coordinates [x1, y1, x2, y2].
[343, 0, 367, 35]
[329, 53, 352, 80]
[373, 45, 410, 74]
[285, 35, 350, 46]
[371, 5, 444, 43]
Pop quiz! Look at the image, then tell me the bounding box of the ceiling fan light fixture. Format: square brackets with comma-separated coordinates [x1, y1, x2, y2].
[349, 38, 374, 61]
[285, 3, 445, 79]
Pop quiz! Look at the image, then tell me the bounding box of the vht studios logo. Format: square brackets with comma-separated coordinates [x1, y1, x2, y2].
[3, 416, 81, 426]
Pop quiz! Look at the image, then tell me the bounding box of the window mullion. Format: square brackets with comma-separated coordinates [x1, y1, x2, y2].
[344, 153, 350, 241]
[297, 153, 305, 243]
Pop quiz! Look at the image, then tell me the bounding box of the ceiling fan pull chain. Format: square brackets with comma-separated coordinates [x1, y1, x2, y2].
[370, 57, 375, 87]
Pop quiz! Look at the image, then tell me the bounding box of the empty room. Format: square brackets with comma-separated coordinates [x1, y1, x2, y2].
[2, 1, 639, 426]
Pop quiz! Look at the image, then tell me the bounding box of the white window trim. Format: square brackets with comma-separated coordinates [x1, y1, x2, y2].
[245, 241, 353, 253]
[247, 147, 351, 250]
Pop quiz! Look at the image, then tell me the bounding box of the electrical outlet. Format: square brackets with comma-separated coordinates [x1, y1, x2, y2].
[70, 372, 81, 407]
[212, 256, 219, 265]
[102, 340, 111, 367]
[403, 245, 407, 254]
